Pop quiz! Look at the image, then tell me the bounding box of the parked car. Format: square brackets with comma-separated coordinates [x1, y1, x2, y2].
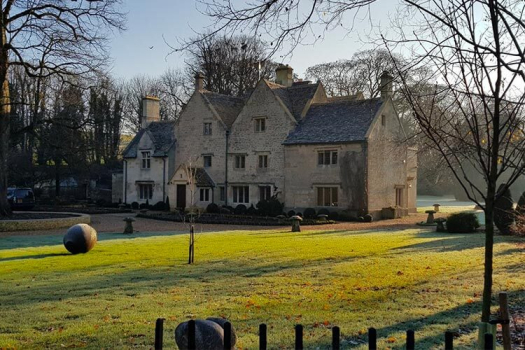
[7, 187, 35, 210]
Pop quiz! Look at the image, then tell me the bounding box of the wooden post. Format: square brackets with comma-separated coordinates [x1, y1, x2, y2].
[224, 322, 232, 349]
[295, 324, 303, 350]
[406, 330, 415, 350]
[154, 318, 164, 350]
[499, 292, 512, 350]
[445, 331, 454, 350]
[259, 324, 267, 350]
[188, 320, 196, 350]
[484, 333, 494, 350]
[332, 326, 340, 350]
[368, 327, 377, 350]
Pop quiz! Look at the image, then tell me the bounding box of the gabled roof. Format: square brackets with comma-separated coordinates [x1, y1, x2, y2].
[193, 168, 215, 187]
[266, 81, 320, 120]
[122, 121, 176, 158]
[200, 91, 245, 128]
[283, 98, 383, 145]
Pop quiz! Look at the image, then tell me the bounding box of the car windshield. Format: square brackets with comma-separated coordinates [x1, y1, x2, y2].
[14, 189, 33, 199]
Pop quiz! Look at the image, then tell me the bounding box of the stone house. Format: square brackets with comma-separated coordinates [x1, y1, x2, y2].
[122, 96, 176, 205]
[125, 65, 417, 218]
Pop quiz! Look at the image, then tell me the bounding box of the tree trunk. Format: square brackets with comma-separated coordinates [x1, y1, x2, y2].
[0, 16, 11, 217]
[482, 191, 495, 322]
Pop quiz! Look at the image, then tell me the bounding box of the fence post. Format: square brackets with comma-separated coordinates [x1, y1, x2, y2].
[295, 324, 303, 350]
[499, 292, 512, 350]
[368, 327, 377, 350]
[406, 330, 415, 350]
[445, 331, 454, 350]
[188, 320, 196, 350]
[224, 322, 232, 350]
[332, 326, 340, 350]
[484, 333, 494, 350]
[259, 324, 267, 350]
[154, 318, 164, 350]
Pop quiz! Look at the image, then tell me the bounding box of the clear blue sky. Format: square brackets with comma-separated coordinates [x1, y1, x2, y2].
[108, 1, 400, 80]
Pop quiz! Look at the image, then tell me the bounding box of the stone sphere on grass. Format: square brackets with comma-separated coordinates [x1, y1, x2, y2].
[63, 224, 97, 254]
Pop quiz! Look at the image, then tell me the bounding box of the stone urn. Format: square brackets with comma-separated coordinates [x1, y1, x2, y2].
[291, 215, 303, 232]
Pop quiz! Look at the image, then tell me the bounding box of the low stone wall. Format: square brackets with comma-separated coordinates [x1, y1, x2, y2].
[0, 212, 91, 232]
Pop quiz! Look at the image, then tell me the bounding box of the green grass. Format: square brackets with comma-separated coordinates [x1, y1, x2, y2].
[417, 206, 477, 214]
[0, 228, 523, 349]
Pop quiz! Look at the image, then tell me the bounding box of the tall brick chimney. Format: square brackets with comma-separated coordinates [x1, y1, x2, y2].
[141, 96, 160, 129]
[380, 71, 394, 100]
[275, 64, 293, 87]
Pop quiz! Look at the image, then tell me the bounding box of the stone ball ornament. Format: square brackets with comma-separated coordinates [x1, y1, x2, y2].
[63, 224, 97, 254]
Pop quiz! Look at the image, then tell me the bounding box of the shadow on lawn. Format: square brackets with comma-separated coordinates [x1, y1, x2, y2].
[0, 231, 187, 251]
[0, 254, 360, 307]
[0, 252, 70, 262]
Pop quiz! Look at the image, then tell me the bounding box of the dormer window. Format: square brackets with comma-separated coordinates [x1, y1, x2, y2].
[141, 151, 151, 169]
[254, 118, 266, 132]
[203, 122, 212, 135]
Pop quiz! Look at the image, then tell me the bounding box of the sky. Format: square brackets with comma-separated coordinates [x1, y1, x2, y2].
[108, 0, 401, 80]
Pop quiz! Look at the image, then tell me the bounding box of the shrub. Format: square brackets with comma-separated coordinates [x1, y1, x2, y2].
[139, 202, 149, 210]
[95, 198, 107, 207]
[246, 204, 257, 216]
[363, 214, 373, 223]
[318, 208, 330, 216]
[447, 212, 480, 233]
[304, 208, 317, 219]
[328, 211, 339, 220]
[153, 201, 167, 211]
[206, 203, 220, 214]
[287, 210, 296, 217]
[257, 198, 284, 217]
[165, 196, 170, 210]
[494, 184, 514, 235]
[219, 207, 231, 214]
[234, 204, 247, 215]
[131, 202, 139, 210]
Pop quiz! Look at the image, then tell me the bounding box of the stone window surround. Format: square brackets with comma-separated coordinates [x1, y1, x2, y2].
[199, 187, 211, 202]
[253, 116, 267, 132]
[203, 155, 212, 168]
[203, 122, 212, 135]
[317, 149, 338, 166]
[140, 150, 151, 169]
[315, 186, 339, 207]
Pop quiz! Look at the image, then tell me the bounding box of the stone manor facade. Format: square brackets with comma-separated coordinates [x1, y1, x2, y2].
[123, 65, 417, 218]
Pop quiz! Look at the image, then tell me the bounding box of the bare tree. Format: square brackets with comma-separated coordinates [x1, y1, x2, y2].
[201, 0, 525, 331]
[0, 0, 125, 216]
[183, 35, 277, 96]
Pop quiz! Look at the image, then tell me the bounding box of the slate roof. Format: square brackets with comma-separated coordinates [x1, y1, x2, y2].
[283, 98, 383, 145]
[193, 168, 215, 187]
[201, 91, 245, 128]
[267, 81, 319, 120]
[122, 121, 176, 158]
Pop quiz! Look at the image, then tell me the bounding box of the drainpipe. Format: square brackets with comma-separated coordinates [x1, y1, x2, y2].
[162, 158, 166, 202]
[123, 160, 127, 204]
[225, 129, 230, 206]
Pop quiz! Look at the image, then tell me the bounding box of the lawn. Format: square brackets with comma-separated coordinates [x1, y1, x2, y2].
[0, 227, 523, 349]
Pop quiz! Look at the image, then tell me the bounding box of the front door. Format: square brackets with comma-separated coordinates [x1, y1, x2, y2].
[176, 184, 186, 209]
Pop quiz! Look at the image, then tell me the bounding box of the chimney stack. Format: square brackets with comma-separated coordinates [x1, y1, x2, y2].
[141, 96, 160, 129]
[380, 71, 394, 100]
[195, 72, 204, 91]
[275, 64, 293, 87]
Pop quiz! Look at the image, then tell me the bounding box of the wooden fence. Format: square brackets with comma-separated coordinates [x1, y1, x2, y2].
[153, 318, 498, 349]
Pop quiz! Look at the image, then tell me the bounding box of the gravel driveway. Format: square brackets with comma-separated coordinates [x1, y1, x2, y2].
[0, 212, 432, 238]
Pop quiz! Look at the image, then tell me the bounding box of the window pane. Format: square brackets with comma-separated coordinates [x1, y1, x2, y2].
[241, 156, 245, 168]
[325, 151, 330, 165]
[317, 188, 323, 206]
[220, 187, 225, 201]
[318, 152, 324, 165]
[244, 186, 249, 203]
[332, 188, 338, 206]
[332, 152, 338, 165]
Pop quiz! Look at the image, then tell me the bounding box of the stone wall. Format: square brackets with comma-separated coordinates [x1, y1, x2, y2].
[227, 81, 298, 206]
[366, 101, 413, 218]
[284, 143, 365, 213]
[172, 93, 228, 208]
[124, 132, 169, 205]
